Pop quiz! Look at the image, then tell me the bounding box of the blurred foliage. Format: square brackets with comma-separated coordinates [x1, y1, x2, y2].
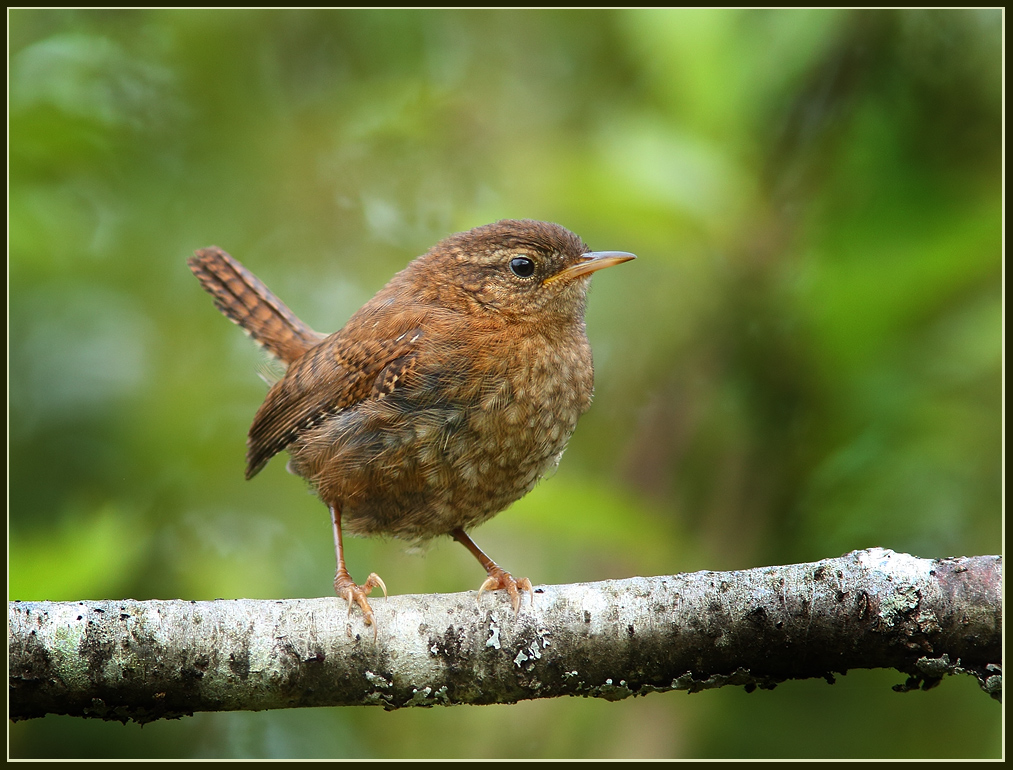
[8, 8, 1001, 760]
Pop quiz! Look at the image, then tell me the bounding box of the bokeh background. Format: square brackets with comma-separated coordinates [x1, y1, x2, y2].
[8, 8, 1002, 760]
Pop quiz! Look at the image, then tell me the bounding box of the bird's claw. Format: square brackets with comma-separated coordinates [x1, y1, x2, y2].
[364, 572, 388, 599]
[477, 568, 534, 614]
[335, 570, 387, 639]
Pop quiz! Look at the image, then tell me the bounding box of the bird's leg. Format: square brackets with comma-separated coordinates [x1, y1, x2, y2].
[451, 527, 533, 613]
[331, 505, 387, 636]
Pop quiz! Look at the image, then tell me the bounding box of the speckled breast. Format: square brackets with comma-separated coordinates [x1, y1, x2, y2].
[290, 330, 595, 541]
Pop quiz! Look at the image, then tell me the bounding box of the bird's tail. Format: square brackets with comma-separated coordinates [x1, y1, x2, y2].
[187, 247, 324, 365]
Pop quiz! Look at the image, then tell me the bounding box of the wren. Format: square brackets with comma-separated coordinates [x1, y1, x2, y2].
[188, 219, 634, 630]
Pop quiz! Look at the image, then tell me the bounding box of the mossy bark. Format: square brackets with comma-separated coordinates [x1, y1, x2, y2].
[9, 548, 1001, 723]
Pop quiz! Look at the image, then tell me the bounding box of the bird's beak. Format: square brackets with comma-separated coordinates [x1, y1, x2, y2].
[543, 251, 637, 285]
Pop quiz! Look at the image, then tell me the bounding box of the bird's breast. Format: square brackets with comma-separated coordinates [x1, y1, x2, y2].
[291, 326, 595, 539]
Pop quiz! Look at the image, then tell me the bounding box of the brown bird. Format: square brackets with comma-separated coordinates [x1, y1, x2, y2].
[187, 219, 634, 630]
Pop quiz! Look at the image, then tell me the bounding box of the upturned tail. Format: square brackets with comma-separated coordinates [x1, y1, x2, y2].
[187, 247, 324, 365]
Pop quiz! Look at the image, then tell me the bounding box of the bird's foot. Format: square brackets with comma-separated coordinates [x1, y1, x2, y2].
[334, 569, 387, 638]
[477, 567, 533, 613]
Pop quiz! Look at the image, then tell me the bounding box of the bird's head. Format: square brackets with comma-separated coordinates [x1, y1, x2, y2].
[414, 219, 635, 323]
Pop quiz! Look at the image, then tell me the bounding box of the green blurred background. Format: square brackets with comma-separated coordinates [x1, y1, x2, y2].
[8, 8, 1001, 759]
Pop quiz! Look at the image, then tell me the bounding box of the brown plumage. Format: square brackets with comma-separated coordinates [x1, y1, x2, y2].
[188, 219, 634, 630]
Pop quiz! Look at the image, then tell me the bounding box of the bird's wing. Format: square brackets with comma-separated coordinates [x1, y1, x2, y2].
[245, 312, 429, 479]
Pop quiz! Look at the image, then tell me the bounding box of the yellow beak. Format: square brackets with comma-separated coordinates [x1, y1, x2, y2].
[543, 251, 636, 285]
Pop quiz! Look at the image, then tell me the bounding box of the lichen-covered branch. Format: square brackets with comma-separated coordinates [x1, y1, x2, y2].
[8, 548, 1002, 723]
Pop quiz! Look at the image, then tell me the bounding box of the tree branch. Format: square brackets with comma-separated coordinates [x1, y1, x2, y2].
[8, 548, 1001, 723]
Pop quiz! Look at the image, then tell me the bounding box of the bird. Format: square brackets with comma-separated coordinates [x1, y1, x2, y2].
[187, 219, 634, 632]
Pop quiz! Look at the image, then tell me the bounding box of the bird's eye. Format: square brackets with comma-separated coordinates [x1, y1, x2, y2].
[509, 256, 536, 278]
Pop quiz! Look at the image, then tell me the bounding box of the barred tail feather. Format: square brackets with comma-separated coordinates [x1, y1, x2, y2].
[188, 247, 324, 365]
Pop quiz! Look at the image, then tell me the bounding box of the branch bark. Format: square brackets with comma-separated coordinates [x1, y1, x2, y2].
[8, 548, 1001, 723]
